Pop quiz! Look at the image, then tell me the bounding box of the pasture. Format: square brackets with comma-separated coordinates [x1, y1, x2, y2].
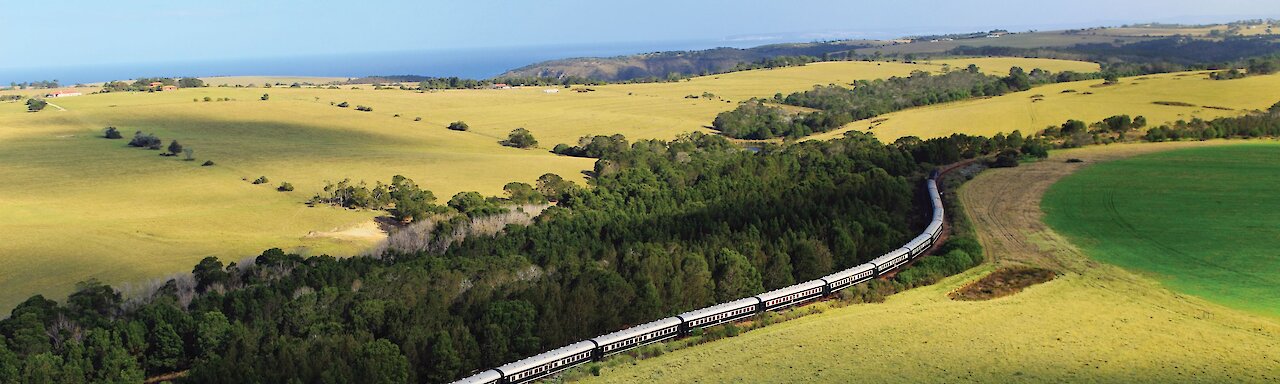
[810, 71, 1280, 142]
[1043, 143, 1280, 317]
[577, 141, 1280, 383]
[0, 58, 1085, 311]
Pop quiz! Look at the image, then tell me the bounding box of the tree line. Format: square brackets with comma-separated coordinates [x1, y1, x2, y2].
[712, 65, 1042, 139]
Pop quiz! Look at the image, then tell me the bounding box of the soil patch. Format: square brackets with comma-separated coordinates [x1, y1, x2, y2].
[949, 267, 1057, 301]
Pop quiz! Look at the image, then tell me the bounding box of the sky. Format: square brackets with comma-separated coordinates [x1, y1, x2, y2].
[3, 0, 1280, 72]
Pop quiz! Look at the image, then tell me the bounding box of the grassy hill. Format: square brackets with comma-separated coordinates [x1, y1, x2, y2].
[576, 142, 1280, 383]
[0, 58, 1087, 311]
[1043, 144, 1280, 317]
[810, 71, 1280, 142]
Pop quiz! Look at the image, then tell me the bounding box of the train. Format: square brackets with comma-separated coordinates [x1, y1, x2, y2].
[453, 173, 946, 384]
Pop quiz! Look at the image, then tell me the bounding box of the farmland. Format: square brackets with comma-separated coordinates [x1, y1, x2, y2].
[0, 58, 1090, 311]
[578, 141, 1280, 384]
[811, 71, 1280, 142]
[1043, 143, 1280, 317]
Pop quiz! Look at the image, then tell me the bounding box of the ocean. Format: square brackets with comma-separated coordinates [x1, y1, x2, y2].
[0, 39, 792, 85]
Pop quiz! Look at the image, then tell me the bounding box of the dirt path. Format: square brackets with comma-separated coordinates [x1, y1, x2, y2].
[44, 101, 67, 111]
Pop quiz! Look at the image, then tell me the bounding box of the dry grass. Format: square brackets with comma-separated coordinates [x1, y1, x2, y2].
[809, 71, 1280, 142]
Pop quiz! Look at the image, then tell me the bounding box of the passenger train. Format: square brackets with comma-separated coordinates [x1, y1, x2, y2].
[454, 172, 946, 384]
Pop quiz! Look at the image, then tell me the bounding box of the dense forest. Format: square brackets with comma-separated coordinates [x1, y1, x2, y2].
[712, 65, 1047, 139]
[1143, 102, 1280, 141]
[0, 128, 1031, 383]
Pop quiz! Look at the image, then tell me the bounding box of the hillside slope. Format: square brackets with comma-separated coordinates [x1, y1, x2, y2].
[579, 142, 1280, 383]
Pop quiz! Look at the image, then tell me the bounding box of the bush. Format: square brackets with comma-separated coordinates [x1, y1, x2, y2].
[128, 131, 162, 149]
[413, 117, 422, 121]
[502, 128, 538, 148]
[447, 121, 469, 131]
[202, 160, 216, 166]
[277, 182, 294, 192]
[26, 98, 47, 112]
[355, 105, 372, 112]
[260, 93, 269, 101]
[337, 101, 349, 108]
[253, 176, 269, 185]
[103, 127, 123, 139]
[203, 96, 212, 102]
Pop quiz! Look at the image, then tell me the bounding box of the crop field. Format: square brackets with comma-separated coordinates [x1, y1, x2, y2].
[1043, 144, 1280, 317]
[811, 71, 1280, 142]
[0, 58, 1087, 311]
[579, 142, 1280, 383]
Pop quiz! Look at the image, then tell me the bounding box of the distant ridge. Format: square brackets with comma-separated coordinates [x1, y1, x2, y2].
[499, 40, 883, 81]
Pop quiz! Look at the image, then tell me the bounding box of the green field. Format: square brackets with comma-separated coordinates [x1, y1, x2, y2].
[1043, 144, 1280, 317]
[0, 58, 1093, 311]
[811, 71, 1280, 142]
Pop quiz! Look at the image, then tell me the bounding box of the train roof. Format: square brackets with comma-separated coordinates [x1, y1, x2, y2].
[591, 317, 682, 346]
[452, 370, 502, 384]
[494, 340, 595, 375]
[754, 279, 826, 301]
[676, 297, 761, 321]
[822, 263, 875, 282]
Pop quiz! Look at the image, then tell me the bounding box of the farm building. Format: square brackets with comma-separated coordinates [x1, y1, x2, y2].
[44, 90, 82, 98]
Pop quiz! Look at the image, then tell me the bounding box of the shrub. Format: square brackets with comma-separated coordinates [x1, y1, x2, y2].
[502, 128, 538, 148]
[253, 176, 269, 185]
[355, 105, 372, 112]
[167, 140, 184, 156]
[337, 101, 349, 108]
[260, 93, 269, 101]
[203, 96, 212, 102]
[128, 131, 163, 149]
[103, 127, 123, 139]
[413, 117, 422, 121]
[277, 182, 294, 192]
[26, 98, 47, 112]
[202, 160, 216, 166]
[447, 121, 469, 131]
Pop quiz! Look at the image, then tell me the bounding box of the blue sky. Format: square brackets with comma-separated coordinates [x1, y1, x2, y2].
[3, 0, 1279, 70]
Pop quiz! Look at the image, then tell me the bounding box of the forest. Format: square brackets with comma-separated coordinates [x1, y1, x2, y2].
[0, 128, 1028, 383]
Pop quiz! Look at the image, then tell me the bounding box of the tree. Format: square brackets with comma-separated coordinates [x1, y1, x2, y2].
[183, 148, 195, 161]
[356, 339, 409, 384]
[1103, 72, 1120, 85]
[260, 93, 269, 101]
[502, 182, 544, 204]
[178, 78, 204, 88]
[145, 323, 182, 373]
[253, 176, 269, 184]
[26, 98, 47, 112]
[66, 280, 122, 324]
[447, 121, 469, 131]
[713, 248, 763, 302]
[0, 339, 19, 384]
[195, 312, 230, 361]
[277, 182, 294, 192]
[192, 257, 228, 292]
[103, 127, 123, 139]
[167, 140, 183, 156]
[535, 173, 573, 201]
[502, 128, 538, 148]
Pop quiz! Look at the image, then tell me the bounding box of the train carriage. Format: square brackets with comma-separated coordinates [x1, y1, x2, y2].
[871, 247, 911, 274]
[821, 263, 876, 292]
[591, 317, 682, 358]
[494, 341, 596, 384]
[676, 297, 761, 332]
[754, 280, 827, 312]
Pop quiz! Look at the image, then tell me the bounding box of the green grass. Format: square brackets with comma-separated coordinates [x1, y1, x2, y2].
[1042, 143, 1280, 317]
